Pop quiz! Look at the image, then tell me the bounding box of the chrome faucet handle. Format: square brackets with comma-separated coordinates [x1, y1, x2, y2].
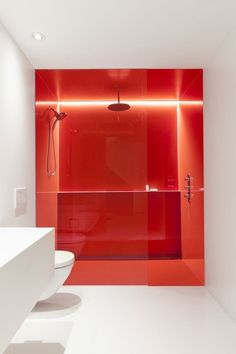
[185, 174, 193, 181]
[184, 174, 194, 202]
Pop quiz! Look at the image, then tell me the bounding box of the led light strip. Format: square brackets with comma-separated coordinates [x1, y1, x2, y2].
[36, 100, 203, 107]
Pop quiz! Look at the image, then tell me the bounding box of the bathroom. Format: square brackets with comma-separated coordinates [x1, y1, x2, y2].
[1, 1, 236, 353]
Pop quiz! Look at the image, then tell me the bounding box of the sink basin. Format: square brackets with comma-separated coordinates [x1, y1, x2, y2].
[0, 227, 54, 353]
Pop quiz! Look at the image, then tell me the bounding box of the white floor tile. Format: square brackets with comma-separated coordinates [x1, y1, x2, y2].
[6, 286, 236, 354]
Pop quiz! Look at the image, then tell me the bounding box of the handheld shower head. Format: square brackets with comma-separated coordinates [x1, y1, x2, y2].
[47, 106, 68, 177]
[49, 107, 67, 120]
[57, 112, 67, 120]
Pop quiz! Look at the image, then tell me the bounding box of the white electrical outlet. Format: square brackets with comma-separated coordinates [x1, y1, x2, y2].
[14, 187, 27, 213]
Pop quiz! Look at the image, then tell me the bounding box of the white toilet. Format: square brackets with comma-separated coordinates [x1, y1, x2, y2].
[39, 250, 75, 302]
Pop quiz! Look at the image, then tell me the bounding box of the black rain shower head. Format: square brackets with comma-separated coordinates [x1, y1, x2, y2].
[108, 89, 130, 112]
[108, 102, 130, 111]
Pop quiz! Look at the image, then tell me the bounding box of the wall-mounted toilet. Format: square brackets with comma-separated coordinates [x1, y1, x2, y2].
[39, 250, 75, 302]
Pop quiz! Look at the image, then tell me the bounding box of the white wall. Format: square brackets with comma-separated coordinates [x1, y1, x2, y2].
[0, 22, 35, 226]
[205, 29, 236, 321]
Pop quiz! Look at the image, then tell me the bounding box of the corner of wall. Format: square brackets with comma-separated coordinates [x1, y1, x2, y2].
[205, 27, 236, 322]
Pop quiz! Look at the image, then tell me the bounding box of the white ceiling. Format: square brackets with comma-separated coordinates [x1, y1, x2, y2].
[0, 0, 236, 69]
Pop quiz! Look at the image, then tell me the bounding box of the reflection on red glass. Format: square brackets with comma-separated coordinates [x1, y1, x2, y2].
[147, 107, 178, 190]
[178, 104, 203, 191]
[36, 69, 203, 101]
[59, 106, 179, 192]
[148, 192, 181, 259]
[57, 192, 148, 259]
[59, 106, 148, 191]
[56, 192, 181, 260]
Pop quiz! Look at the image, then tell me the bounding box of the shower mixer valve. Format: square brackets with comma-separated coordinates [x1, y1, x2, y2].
[184, 173, 193, 203]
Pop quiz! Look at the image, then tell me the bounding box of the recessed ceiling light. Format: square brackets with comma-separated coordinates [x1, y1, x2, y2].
[32, 32, 46, 41]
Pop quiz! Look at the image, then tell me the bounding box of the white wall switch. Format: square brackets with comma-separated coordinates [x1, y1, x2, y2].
[14, 188, 27, 215]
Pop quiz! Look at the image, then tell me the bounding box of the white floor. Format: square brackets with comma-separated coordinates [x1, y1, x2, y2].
[5, 286, 236, 354]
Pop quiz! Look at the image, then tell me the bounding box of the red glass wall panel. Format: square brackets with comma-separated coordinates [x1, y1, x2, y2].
[36, 103, 59, 193]
[147, 107, 178, 190]
[178, 92, 204, 283]
[148, 192, 181, 259]
[59, 106, 148, 191]
[36, 102, 59, 236]
[36, 69, 202, 101]
[59, 105, 179, 192]
[57, 191, 181, 260]
[57, 192, 148, 260]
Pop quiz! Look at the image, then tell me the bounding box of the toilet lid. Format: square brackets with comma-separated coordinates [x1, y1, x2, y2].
[55, 251, 75, 269]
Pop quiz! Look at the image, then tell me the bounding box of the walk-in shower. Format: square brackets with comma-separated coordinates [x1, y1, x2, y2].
[36, 69, 204, 286]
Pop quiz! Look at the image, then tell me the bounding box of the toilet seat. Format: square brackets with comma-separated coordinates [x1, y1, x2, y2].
[55, 250, 75, 269]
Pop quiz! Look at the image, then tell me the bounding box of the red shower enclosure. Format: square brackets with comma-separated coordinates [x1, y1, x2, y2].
[36, 69, 204, 285]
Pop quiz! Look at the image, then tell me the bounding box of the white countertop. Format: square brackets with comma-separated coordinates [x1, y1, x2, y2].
[0, 227, 54, 353]
[0, 227, 54, 267]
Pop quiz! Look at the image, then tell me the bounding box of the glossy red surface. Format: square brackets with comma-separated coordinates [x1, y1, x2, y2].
[178, 99, 204, 265]
[59, 105, 178, 191]
[36, 69, 203, 101]
[36, 103, 59, 193]
[147, 106, 178, 190]
[59, 105, 148, 191]
[57, 192, 181, 260]
[36, 69, 204, 285]
[178, 104, 204, 191]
